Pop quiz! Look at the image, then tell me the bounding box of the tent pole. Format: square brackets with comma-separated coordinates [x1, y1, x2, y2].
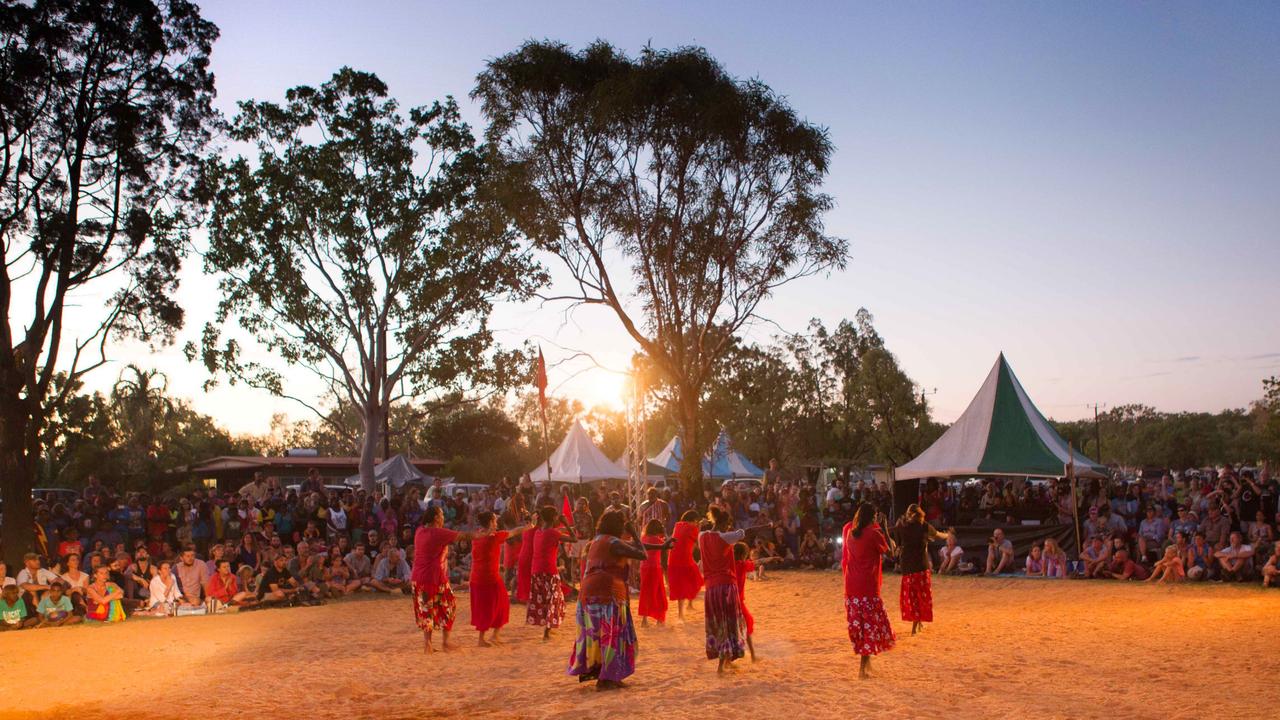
[1068, 442, 1082, 560]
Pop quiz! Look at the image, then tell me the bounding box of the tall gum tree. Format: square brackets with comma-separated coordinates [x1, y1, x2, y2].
[474, 41, 846, 500]
[0, 0, 218, 565]
[193, 69, 543, 491]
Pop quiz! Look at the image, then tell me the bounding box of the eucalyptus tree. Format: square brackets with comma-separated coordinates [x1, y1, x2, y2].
[475, 42, 846, 499]
[194, 69, 542, 490]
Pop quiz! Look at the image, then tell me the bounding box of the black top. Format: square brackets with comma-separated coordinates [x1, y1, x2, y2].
[897, 522, 937, 575]
[259, 566, 297, 598]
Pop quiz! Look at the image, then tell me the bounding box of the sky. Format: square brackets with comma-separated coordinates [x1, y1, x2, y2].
[74, 1, 1280, 435]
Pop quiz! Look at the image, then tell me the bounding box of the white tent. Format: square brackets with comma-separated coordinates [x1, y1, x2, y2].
[529, 421, 628, 484]
[343, 454, 428, 489]
[649, 429, 764, 479]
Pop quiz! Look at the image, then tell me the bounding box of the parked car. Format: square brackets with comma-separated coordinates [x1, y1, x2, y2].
[439, 482, 489, 498]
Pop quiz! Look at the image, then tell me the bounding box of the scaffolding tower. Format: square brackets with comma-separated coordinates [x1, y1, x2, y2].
[624, 367, 647, 526]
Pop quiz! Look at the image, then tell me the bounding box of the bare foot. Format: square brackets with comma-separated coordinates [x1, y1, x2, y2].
[478, 636, 492, 647]
[442, 642, 460, 652]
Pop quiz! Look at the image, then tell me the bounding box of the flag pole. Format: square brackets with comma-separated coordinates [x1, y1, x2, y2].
[536, 347, 552, 488]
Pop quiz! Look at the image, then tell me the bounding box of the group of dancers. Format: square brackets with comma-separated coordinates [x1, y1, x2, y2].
[409, 498, 945, 687]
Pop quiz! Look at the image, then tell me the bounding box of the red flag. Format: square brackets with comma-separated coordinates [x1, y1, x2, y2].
[562, 494, 574, 526]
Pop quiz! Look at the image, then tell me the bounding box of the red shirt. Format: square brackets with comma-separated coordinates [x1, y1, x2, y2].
[641, 534, 664, 571]
[842, 521, 888, 598]
[208, 572, 239, 603]
[532, 527, 562, 575]
[698, 532, 736, 588]
[412, 526, 458, 589]
[470, 531, 508, 585]
[669, 522, 698, 568]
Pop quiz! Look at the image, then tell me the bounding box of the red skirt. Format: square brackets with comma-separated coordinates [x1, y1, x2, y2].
[899, 570, 933, 623]
[413, 581, 456, 632]
[667, 562, 703, 601]
[844, 595, 895, 656]
[516, 558, 533, 603]
[470, 580, 509, 632]
[638, 562, 668, 622]
[740, 594, 754, 636]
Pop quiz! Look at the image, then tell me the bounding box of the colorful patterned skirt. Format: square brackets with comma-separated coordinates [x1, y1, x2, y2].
[526, 572, 565, 628]
[845, 595, 895, 656]
[87, 599, 125, 623]
[470, 579, 509, 632]
[899, 570, 934, 623]
[703, 584, 745, 661]
[567, 600, 637, 682]
[413, 581, 456, 632]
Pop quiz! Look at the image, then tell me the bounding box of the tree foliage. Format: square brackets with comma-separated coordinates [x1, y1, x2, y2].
[0, 0, 219, 564]
[475, 41, 846, 499]
[193, 68, 543, 490]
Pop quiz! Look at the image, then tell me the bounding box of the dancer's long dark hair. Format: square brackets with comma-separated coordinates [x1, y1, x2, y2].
[851, 502, 876, 539]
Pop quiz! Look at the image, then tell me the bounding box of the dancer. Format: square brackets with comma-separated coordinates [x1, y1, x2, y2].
[412, 506, 474, 654]
[527, 506, 575, 640]
[667, 510, 704, 620]
[515, 508, 535, 604]
[568, 510, 669, 691]
[471, 511, 529, 646]
[843, 502, 896, 679]
[638, 519, 669, 626]
[699, 507, 746, 673]
[893, 503, 948, 635]
[732, 541, 756, 661]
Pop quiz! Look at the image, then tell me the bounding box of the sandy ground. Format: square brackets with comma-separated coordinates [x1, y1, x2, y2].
[2, 573, 1278, 720]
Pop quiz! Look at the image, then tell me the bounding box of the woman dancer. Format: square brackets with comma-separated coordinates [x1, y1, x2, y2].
[515, 508, 535, 604]
[471, 511, 530, 646]
[412, 506, 474, 654]
[843, 502, 895, 679]
[699, 507, 746, 673]
[527, 506, 575, 640]
[638, 519, 669, 626]
[893, 504, 945, 636]
[667, 510, 704, 619]
[732, 541, 756, 661]
[568, 510, 668, 691]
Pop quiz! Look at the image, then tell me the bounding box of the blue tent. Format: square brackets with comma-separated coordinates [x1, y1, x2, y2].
[649, 429, 764, 479]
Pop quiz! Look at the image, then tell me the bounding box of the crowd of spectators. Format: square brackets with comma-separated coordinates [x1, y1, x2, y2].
[3, 458, 1275, 631]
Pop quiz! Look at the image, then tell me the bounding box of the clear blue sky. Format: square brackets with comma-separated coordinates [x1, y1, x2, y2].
[95, 1, 1280, 433]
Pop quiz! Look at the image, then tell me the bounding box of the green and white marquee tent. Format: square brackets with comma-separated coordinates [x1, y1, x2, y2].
[897, 354, 1107, 480]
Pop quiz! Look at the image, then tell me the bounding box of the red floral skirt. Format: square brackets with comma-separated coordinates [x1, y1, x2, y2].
[899, 570, 934, 623]
[413, 581, 455, 632]
[526, 572, 565, 628]
[845, 595, 895, 656]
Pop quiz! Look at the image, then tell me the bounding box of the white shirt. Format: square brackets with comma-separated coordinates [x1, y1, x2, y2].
[16, 567, 59, 587]
[939, 545, 964, 562]
[149, 575, 182, 608]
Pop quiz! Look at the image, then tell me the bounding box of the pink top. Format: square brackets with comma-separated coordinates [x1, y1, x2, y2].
[412, 526, 458, 589]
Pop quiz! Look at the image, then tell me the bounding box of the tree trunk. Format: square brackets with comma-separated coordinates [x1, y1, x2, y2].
[0, 403, 36, 569]
[358, 403, 383, 495]
[676, 390, 705, 506]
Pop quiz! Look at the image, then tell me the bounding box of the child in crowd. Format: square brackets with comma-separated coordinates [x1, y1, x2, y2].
[1147, 546, 1186, 584]
[733, 541, 757, 661]
[36, 581, 81, 627]
[0, 583, 37, 630]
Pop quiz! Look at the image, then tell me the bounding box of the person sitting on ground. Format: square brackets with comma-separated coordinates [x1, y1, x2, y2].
[937, 532, 964, 574]
[144, 560, 182, 616]
[85, 566, 126, 622]
[371, 546, 412, 594]
[258, 553, 309, 606]
[798, 528, 828, 569]
[0, 583, 37, 630]
[35, 580, 80, 627]
[1214, 531, 1255, 582]
[16, 552, 59, 615]
[58, 553, 89, 615]
[325, 554, 360, 596]
[207, 559, 254, 610]
[749, 537, 782, 580]
[1024, 544, 1045, 577]
[174, 544, 209, 607]
[1262, 544, 1280, 588]
[984, 528, 1015, 575]
[1184, 531, 1215, 581]
[1137, 506, 1169, 561]
[287, 541, 328, 599]
[344, 542, 374, 590]
[0, 561, 13, 590]
[1101, 548, 1149, 581]
[1247, 510, 1274, 557]
[1080, 537, 1110, 578]
[1146, 545, 1185, 584]
[1042, 538, 1067, 578]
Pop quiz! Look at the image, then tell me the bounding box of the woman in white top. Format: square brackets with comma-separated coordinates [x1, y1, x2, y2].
[937, 533, 964, 575]
[146, 561, 182, 615]
[60, 553, 90, 615]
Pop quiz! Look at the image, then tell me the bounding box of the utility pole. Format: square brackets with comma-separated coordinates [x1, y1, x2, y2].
[1089, 403, 1104, 463]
